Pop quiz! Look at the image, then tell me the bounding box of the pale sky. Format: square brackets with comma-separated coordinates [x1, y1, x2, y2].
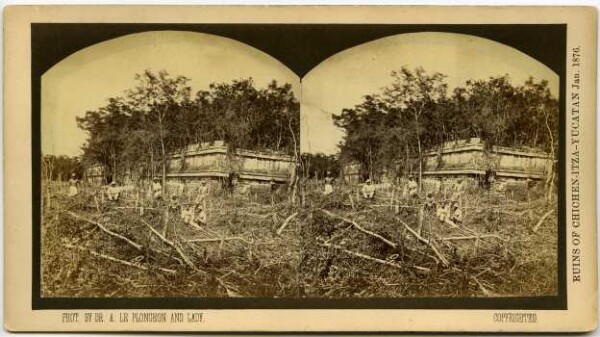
[42, 30, 300, 156]
[300, 32, 559, 155]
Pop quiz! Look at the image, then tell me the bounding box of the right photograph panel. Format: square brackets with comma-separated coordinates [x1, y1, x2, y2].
[300, 32, 559, 298]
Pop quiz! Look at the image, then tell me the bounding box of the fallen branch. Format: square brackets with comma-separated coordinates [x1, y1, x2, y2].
[138, 217, 200, 272]
[66, 211, 143, 251]
[532, 209, 554, 232]
[110, 206, 160, 211]
[64, 244, 176, 274]
[473, 276, 498, 297]
[442, 234, 503, 241]
[276, 212, 298, 235]
[321, 209, 397, 249]
[369, 204, 420, 209]
[186, 237, 249, 244]
[318, 239, 402, 271]
[397, 217, 449, 267]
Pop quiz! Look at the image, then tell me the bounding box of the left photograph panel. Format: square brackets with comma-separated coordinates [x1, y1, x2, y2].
[41, 30, 301, 298]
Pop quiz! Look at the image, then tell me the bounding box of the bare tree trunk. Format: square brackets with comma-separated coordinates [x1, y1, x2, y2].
[405, 144, 410, 176]
[415, 110, 423, 193]
[158, 111, 169, 234]
[287, 111, 299, 204]
[112, 153, 117, 183]
[544, 111, 556, 203]
[368, 146, 373, 181]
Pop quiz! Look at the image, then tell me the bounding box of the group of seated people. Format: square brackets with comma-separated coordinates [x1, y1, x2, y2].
[424, 193, 463, 225]
[360, 177, 464, 226]
[104, 179, 209, 229]
[168, 190, 209, 230]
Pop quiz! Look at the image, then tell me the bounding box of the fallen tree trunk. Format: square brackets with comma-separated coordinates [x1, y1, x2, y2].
[64, 244, 176, 274]
[66, 211, 143, 251]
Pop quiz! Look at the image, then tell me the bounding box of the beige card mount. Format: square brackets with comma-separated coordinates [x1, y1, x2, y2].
[3, 5, 598, 332]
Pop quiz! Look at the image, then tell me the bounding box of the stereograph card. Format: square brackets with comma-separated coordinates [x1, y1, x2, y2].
[3, 5, 598, 332]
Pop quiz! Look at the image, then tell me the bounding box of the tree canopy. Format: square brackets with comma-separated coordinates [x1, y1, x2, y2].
[333, 67, 558, 182]
[77, 70, 300, 183]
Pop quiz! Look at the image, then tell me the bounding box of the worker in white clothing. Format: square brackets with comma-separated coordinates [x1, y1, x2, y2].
[323, 171, 334, 195]
[361, 179, 375, 199]
[436, 201, 450, 223]
[449, 201, 463, 224]
[68, 173, 79, 197]
[152, 178, 162, 200]
[106, 181, 120, 201]
[408, 176, 418, 198]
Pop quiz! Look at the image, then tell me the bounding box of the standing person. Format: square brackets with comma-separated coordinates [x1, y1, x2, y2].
[323, 171, 334, 195]
[401, 178, 409, 200]
[451, 179, 465, 206]
[361, 179, 375, 199]
[152, 177, 162, 200]
[169, 195, 180, 212]
[67, 173, 79, 197]
[195, 180, 210, 208]
[106, 181, 120, 201]
[424, 192, 436, 211]
[408, 176, 418, 199]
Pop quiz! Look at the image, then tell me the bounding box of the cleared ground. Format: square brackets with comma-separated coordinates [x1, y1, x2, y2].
[41, 180, 557, 298]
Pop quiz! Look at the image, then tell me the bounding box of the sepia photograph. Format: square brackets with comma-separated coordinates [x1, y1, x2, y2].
[41, 30, 302, 298]
[41, 29, 560, 300]
[300, 32, 559, 298]
[4, 5, 597, 332]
